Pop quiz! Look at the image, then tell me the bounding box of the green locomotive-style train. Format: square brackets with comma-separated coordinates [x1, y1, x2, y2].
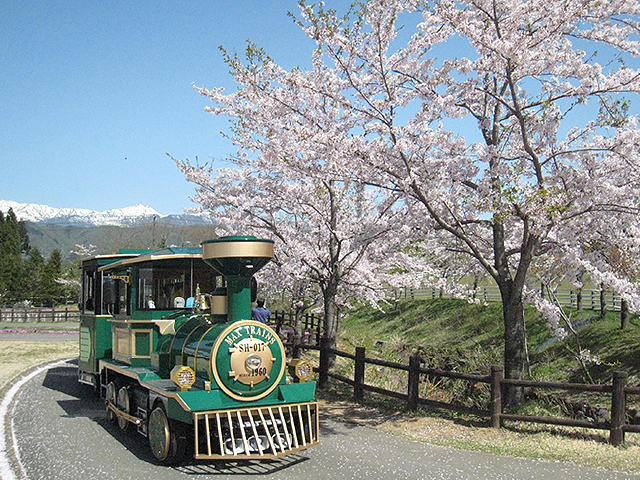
[77, 236, 318, 464]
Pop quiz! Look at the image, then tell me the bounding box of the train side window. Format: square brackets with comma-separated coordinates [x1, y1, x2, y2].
[82, 268, 96, 313]
[137, 267, 186, 310]
[137, 265, 217, 310]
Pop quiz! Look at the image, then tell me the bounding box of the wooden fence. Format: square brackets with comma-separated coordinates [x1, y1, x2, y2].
[392, 285, 624, 312]
[306, 340, 640, 446]
[0, 306, 80, 323]
[270, 310, 322, 350]
[0, 307, 310, 327]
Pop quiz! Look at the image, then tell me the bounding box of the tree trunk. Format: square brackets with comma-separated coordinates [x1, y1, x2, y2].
[621, 298, 629, 330]
[498, 280, 526, 407]
[322, 285, 339, 367]
[576, 288, 582, 311]
[322, 179, 341, 366]
[491, 217, 533, 408]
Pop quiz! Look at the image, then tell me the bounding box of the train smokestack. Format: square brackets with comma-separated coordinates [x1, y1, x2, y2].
[201, 236, 274, 322]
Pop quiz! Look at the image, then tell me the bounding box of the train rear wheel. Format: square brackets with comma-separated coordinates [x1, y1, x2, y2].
[116, 387, 130, 431]
[105, 382, 117, 422]
[148, 406, 186, 465]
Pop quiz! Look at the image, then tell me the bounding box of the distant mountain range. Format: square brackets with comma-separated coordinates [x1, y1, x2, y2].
[0, 200, 213, 227]
[0, 200, 217, 260]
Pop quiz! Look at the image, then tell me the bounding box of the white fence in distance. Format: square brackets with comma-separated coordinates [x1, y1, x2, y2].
[391, 285, 622, 312]
[0, 307, 80, 323]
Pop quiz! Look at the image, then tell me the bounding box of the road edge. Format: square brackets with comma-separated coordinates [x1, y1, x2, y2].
[0, 358, 75, 480]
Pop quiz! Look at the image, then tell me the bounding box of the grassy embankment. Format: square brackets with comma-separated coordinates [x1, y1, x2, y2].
[316, 298, 640, 473]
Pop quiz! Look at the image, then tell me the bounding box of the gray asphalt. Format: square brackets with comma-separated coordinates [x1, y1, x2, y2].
[5, 360, 640, 479]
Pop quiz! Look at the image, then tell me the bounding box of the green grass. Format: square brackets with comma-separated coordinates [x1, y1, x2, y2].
[325, 299, 640, 472]
[341, 299, 640, 383]
[336, 299, 640, 415]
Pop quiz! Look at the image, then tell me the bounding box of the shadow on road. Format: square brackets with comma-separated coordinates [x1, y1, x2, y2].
[42, 359, 106, 421]
[174, 455, 309, 475]
[38, 361, 355, 474]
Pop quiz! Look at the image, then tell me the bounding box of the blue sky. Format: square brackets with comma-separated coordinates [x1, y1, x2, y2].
[3, 2, 638, 216]
[0, 1, 316, 214]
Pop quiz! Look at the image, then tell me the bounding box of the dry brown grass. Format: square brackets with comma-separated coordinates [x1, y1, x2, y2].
[0, 340, 77, 392]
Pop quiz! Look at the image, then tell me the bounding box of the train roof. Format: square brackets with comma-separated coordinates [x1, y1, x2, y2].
[97, 246, 205, 271]
[81, 249, 154, 268]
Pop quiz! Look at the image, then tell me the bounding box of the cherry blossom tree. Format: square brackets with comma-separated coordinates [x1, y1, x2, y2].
[189, 0, 640, 404]
[176, 160, 423, 353]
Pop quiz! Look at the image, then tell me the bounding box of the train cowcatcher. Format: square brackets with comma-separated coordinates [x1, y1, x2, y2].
[77, 236, 318, 464]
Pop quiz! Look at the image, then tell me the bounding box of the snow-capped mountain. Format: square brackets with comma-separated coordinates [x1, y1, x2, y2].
[0, 200, 164, 226]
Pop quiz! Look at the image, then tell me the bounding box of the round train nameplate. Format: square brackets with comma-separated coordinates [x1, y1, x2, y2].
[210, 320, 286, 401]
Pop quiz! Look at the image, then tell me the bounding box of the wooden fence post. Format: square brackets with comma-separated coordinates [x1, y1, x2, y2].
[354, 347, 365, 402]
[407, 355, 421, 410]
[610, 371, 627, 446]
[318, 337, 331, 389]
[491, 365, 504, 429]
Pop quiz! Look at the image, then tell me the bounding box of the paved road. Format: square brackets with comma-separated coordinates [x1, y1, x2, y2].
[3, 360, 639, 480]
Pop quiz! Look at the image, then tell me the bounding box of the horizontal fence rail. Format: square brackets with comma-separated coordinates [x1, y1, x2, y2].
[308, 340, 639, 446]
[0, 306, 80, 323]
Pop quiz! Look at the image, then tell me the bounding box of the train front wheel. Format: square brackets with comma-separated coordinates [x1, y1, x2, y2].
[148, 406, 186, 465]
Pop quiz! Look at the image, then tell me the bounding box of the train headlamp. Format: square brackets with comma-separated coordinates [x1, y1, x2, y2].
[246, 354, 262, 371]
[288, 359, 313, 383]
[170, 365, 196, 391]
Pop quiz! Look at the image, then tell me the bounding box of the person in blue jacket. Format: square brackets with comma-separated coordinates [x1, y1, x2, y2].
[252, 298, 271, 323]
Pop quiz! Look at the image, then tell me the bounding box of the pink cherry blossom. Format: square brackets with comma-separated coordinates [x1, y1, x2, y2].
[184, 0, 640, 402]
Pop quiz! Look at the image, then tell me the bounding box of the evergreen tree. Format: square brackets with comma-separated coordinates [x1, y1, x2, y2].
[24, 246, 45, 301]
[17, 218, 29, 254]
[0, 209, 25, 300]
[41, 249, 62, 306]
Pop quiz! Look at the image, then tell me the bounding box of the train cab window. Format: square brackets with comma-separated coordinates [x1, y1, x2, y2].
[137, 264, 216, 310]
